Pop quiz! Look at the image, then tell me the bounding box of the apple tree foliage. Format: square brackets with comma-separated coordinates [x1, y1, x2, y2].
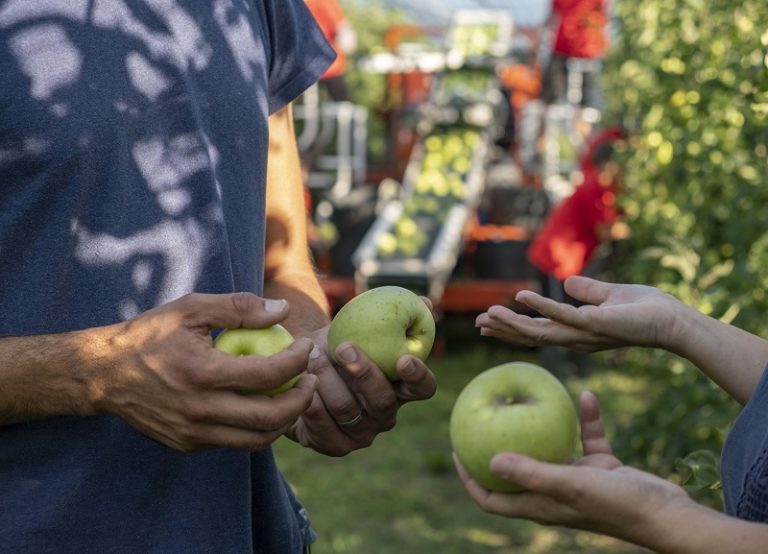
[600, 0, 768, 494]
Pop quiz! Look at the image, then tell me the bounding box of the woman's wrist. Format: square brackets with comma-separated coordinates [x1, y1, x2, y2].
[647, 499, 768, 554]
[655, 297, 704, 355]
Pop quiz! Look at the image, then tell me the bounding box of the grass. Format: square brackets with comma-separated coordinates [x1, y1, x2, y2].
[273, 316, 653, 554]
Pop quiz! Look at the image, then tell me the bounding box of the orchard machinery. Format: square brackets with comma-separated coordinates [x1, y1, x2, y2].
[296, 10, 562, 314]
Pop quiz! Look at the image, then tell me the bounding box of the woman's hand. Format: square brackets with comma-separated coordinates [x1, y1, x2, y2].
[454, 391, 693, 547]
[476, 276, 684, 352]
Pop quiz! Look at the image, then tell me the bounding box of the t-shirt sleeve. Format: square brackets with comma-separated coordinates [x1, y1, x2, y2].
[264, 0, 337, 114]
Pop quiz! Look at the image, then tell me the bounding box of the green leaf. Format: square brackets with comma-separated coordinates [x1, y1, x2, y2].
[675, 450, 722, 491]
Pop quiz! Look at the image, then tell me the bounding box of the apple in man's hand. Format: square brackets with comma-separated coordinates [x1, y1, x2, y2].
[327, 286, 436, 381]
[450, 361, 577, 492]
[213, 324, 300, 396]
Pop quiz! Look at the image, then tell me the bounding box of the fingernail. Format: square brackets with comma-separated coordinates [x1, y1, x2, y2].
[264, 298, 286, 313]
[337, 346, 357, 363]
[310, 345, 322, 360]
[400, 358, 416, 377]
[490, 454, 516, 474]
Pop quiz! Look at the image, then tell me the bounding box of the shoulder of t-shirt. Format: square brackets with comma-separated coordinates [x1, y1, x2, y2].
[264, 0, 336, 114]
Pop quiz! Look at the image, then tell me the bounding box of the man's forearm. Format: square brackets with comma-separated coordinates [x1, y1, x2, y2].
[263, 105, 331, 338]
[0, 330, 103, 425]
[666, 304, 768, 404]
[264, 270, 331, 337]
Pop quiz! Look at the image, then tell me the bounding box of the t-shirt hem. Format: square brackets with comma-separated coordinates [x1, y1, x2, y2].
[269, 51, 337, 115]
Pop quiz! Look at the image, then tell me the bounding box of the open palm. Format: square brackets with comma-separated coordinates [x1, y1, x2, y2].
[476, 276, 682, 352]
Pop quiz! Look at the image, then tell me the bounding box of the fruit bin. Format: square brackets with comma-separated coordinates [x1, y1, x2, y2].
[353, 123, 492, 301]
[445, 10, 515, 63]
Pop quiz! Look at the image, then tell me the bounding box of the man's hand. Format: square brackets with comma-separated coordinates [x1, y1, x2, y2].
[92, 292, 317, 452]
[476, 276, 683, 352]
[285, 327, 437, 457]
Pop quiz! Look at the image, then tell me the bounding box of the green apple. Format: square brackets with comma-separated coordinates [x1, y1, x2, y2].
[213, 324, 300, 396]
[450, 362, 578, 492]
[327, 286, 435, 380]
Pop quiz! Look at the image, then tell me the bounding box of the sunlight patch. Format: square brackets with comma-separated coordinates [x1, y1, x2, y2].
[9, 24, 82, 101]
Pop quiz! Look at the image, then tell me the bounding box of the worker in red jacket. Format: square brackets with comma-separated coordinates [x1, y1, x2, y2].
[527, 127, 626, 303]
[543, 0, 610, 108]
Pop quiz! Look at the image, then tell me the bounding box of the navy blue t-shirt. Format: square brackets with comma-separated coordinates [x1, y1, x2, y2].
[721, 363, 768, 522]
[0, 1, 334, 552]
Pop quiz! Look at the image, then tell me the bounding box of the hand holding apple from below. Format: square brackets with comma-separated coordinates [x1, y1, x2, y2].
[214, 324, 302, 396]
[327, 286, 436, 381]
[450, 361, 577, 492]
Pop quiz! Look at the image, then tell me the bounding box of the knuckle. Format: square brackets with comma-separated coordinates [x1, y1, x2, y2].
[255, 409, 283, 430]
[181, 400, 210, 423]
[376, 416, 396, 433]
[328, 443, 355, 458]
[367, 387, 397, 412]
[479, 500, 496, 514]
[230, 291, 259, 318]
[186, 365, 212, 388]
[351, 359, 375, 381]
[176, 292, 199, 310]
[354, 433, 375, 449]
[175, 425, 200, 447]
[560, 479, 583, 504]
[333, 397, 362, 420]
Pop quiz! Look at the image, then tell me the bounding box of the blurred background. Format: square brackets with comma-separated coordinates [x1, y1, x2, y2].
[275, 0, 768, 552]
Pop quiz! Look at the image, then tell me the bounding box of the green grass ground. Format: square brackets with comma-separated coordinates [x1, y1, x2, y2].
[274, 318, 652, 554]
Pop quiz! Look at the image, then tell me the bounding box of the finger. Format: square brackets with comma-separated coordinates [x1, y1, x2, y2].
[419, 295, 434, 314]
[489, 453, 578, 497]
[579, 391, 614, 456]
[334, 342, 397, 424]
[480, 304, 528, 324]
[479, 326, 539, 347]
[288, 394, 360, 456]
[202, 337, 314, 391]
[483, 306, 559, 336]
[127, 407, 296, 453]
[453, 454, 538, 518]
[481, 309, 597, 348]
[309, 352, 367, 428]
[513, 293, 601, 335]
[563, 276, 615, 306]
[190, 422, 295, 452]
[393, 356, 437, 403]
[177, 292, 290, 331]
[186, 373, 317, 430]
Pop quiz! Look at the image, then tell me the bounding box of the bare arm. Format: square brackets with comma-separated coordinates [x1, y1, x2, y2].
[477, 276, 768, 404]
[265, 106, 437, 455]
[0, 293, 318, 450]
[0, 330, 103, 425]
[263, 105, 330, 335]
[666, 304, 768, 405]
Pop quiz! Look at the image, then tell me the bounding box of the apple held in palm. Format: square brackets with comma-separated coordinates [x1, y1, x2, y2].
[450, 362, 578, 492]
[214, 324, 300, 396]
[327, 286, 436, 381]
